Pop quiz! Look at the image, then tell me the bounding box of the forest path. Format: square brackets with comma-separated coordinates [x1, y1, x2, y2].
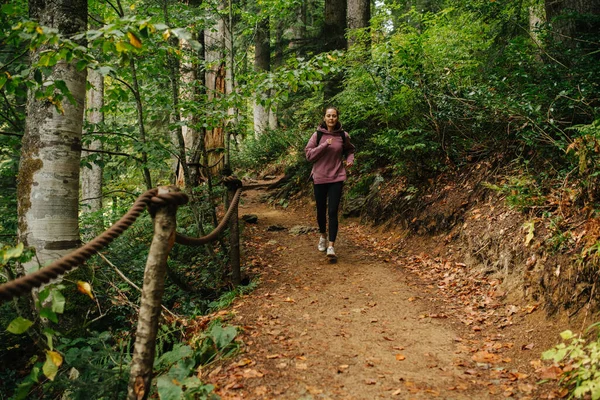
[203, 182, 560, 399]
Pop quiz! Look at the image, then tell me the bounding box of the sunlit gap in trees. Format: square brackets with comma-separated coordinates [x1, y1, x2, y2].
[375, 0, 394, 33]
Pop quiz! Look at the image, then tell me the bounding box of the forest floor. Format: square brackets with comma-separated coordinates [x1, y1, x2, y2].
[200, 177, 574, 400]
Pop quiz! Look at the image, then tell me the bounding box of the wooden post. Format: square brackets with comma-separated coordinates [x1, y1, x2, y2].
[228, 186, 241, 286]
[128, 186, 179, 400]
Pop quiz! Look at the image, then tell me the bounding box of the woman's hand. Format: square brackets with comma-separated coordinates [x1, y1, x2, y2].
[326, 138, 332, 145]
[345, 160, 353, 169]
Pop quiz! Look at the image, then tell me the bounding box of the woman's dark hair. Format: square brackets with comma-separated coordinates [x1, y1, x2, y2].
[323, 106, 340, 116]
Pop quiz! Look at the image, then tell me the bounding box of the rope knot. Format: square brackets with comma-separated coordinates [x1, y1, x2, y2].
[222, 175, 243, 190]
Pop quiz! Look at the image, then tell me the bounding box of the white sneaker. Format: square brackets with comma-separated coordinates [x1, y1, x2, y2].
[326, 246, 336, 258]
[318, 237, 327, 252]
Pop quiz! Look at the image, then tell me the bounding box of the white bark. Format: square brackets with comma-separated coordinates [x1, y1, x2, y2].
[269, 106, 278, 130]
[81, 69, 103, 214]
[18, 58, 86, 271]
[253, 102, 269, 138]
[204, 4, 226, 174]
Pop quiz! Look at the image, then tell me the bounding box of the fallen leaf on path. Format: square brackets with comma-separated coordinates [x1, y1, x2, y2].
[283, 297, 295, 303]
[254, 386, 268, 395]
[266, 354, 281, 359]
[471, 351, 501, 364]
[306, 386, 323, 394]
[365, 379, 377, 385]
[295, 363, 308, 370]
[243, 369, 264, 378]
[509, 372, 529, 381]
[235, 358, 253, 367]
[518, 383, 535, 394]
[537, 365, 562, 380]
[521, 343, 534, 350]
[395, 354, 406, 361]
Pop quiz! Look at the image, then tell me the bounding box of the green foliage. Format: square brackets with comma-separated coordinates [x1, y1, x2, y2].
[232, 129, 303, 172]
[542, 325, 600, 399]
[482, 175, 545, 212]
[208, 281, 257, 313]
[155, 344, 218, 400]
[153, 321, 239, 400]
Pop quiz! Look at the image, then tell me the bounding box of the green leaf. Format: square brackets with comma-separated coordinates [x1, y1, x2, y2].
[0, 74, 7, 90]
[1, 3, 16, 14]
[43, 328, 56, 350]
[51, 290, 65, 314]
[33, 69, 43, 84]
[156, 344, 193, 368]
[210, 324, 237, 350]
[156, 375, 183, 400]
[40, 308, 58, 323]
[560, 330, 574, 340]
[115, 41, 129, 53]
[7, 317, 33, 334]
[42, 352, 60, 381]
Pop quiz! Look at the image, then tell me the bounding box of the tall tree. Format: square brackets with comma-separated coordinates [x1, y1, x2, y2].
[323, 0, 347, 100]
[347, 0, 370, 48]
[253, 17, 270, 138]
[204, 2, 227, 175]
[17, 0, 87, 268]
[81, 69, 104, 218]
[545, 0, 600, 47]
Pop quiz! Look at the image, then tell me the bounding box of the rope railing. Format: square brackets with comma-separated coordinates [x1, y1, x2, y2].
[0, 177, 243, 303]
[0, 176, 244, 400]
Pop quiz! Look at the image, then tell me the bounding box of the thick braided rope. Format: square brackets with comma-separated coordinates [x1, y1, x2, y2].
[175, 186, 242, 246]
[0, 189, 189, 303]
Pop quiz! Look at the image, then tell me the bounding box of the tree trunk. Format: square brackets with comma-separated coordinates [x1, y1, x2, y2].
[545, 0, 600, 46]
[289, 0, 307, 50]
[347, 0, 370, 48]
[323, 0, 347, 52]
[18, 0, 87, 270]
[204, 4, 226, 176]
[323, 0, 347, 101]
[253, 17, 270, 138]
[81, 69, 103, 218]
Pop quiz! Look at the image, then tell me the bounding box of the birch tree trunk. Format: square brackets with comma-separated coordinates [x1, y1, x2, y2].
[17, 0, 87, 270]
[81, 69, 103, 217]
[204, 5, 226, 176]
[253, 17, 270, 138]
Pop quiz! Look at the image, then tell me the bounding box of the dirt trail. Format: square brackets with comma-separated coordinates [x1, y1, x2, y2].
[203, 184, 561, 399]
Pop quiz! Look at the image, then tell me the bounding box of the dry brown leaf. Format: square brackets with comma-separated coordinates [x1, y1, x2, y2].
[254, 386, 268, 395]
[395, 354, 406, 361]
[537, 365, 563, 380]
[235, 358, 253, 367]
[242, 369, 264, 378]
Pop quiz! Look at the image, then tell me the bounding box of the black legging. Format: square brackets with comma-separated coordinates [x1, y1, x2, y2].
[313, 181, 344, 242]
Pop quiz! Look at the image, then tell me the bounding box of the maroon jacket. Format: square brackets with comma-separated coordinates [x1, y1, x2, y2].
[305, 124, 356, 184]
